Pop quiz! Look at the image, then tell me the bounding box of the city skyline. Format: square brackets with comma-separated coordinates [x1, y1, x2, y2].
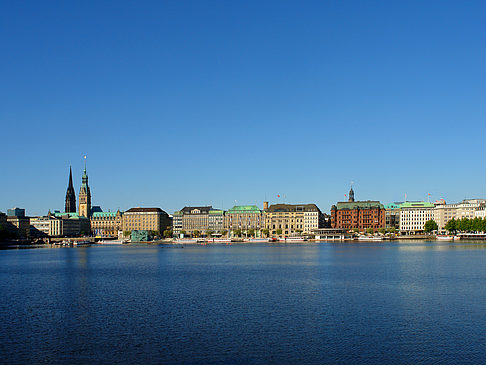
[2, 1, 486, 215]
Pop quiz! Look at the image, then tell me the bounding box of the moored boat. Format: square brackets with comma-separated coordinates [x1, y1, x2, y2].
[436, 235, 454, 241]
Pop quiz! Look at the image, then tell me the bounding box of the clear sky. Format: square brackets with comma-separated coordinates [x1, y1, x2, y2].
[1, 1, 486, 216]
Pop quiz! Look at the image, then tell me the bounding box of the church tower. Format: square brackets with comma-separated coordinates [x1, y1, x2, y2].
[348, 185, 355, 202]
[78, 162, 92, 218]
[65, 166, 76, 213]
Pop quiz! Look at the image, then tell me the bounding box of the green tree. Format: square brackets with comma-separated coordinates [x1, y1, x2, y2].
[366, 227, 374, 235]
[378, 228, 386, 235]
[163, 229, 173, 238]
[192, 230, 201, 238]
[387, 227, 396, 234]
[261, 228, 270, 237]
[424, 220, 438, 233]
[180, 230, 187, 237]
[151, 230, 160, 238]
[233, 229, 242, 237]
[445, 218, 456, 233]
[247, 229, 255, 237]
[221, 230, 228, 236]
[276, 228, 283, 236]
[206, 230, 214, 237]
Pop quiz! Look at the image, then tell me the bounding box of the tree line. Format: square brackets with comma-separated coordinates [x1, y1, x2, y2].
[444, 217, 486, 233]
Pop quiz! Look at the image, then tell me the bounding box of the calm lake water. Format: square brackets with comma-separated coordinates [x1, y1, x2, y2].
[1, 241, 486, 364]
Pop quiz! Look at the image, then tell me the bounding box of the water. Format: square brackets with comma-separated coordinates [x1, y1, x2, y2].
[1, 241, 486, 364]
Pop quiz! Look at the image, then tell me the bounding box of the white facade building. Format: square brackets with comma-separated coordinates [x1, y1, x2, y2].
[399, 202, 435, 233]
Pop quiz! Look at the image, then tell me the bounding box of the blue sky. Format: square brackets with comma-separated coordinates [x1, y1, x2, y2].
[1, 1, 485, 216]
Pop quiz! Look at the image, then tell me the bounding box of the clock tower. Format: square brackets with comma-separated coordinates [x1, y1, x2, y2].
[78, 164, 91, 218]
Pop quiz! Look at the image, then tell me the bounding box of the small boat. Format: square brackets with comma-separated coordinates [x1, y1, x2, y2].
[279, 237, 306, 242]
[436, 235, 454, 241]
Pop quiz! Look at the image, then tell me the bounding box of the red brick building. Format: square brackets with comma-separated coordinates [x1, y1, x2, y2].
[330, 187, 385, 230]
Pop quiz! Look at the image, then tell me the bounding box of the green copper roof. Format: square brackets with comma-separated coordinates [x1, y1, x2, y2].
[335, 201, 384, 210]
[209, 210, 224, 215]
[400, 201, 434, 208]
[54, 212, 80, 218]
[227, 205, 261, 213]
[384, 203, 401, 210]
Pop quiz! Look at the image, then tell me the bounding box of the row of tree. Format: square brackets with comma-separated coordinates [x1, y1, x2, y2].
[444, 217, 486, 233]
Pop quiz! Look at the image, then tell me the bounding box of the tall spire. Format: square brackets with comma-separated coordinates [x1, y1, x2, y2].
[348, 184, 355, 202]
[79, 157, 92, 218]
[65, 166, 76, 213]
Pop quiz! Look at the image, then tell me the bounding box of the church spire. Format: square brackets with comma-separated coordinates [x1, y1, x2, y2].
[65, 166, 76, 213]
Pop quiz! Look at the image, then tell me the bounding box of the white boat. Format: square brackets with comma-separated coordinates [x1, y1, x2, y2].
[358, 235, 383, 241]
[247, 238, 270, 243]
[98, 240, 125, 244]
[207, 238, 232, 243]
[281, 237, 306, 242]
[174, 239, 197, 244]
[436, 235, 454, 241]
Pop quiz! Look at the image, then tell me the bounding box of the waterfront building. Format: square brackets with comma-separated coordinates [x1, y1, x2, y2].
[78, 166, 92, 218]
[91, 211, 123, 238]
[399, 202, 435, 234]
[65, 167, 76, 213]
[30, 216, 51, 237]
[264, 203, 325, 236]
[122, 207, 171, 234]
[331, 188, 385, 231]
[49, 212, 91, 237]
[208, 209, 224, 233]
[224, 205, 264, 235]
[475, 206, 486, 219]
[172, 206, 225, 236]
[6, 216, 30, 238]
[384, 203, 402, 230]
[433, 199, 486, 230]
[5, 208, 29, 238]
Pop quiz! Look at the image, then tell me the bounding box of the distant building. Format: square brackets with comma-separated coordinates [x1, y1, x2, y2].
[122, 207, 171, 234]
[173, 206, 223, 236]
[91, 211, 123, 238]
[264, 203, 326, 236]
[433, 199, 486, 230]
[331, 187, 385, 231]
[7, 207, 25, 217]
[224, 205, 264, 234]
[399, 202, 435, 234]
[65, 167, 76, 213]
